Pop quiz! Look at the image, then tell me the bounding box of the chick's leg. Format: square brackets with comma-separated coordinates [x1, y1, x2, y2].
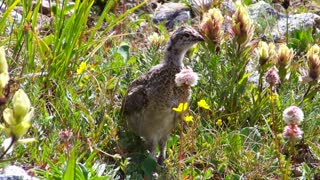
[158, 135, 168, 165]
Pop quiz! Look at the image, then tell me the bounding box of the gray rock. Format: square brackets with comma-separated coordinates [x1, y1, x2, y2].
[2, 165, 39, 180]
[248, 1, 320, 41]
[152, 3, 191, 30]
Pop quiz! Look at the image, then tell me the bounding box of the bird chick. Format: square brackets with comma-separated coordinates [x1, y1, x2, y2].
[122, 26, 203, 164]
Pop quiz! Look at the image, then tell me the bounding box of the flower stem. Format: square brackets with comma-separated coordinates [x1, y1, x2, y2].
[178, 119, 183, 180]
[269, 86, 284, 176]
[0, 137, 16, 159]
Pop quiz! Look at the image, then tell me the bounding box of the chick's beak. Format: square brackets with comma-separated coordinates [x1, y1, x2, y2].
[196, 34, 204, 42]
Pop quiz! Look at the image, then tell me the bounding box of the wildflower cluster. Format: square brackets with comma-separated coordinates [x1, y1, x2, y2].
[282, 106, 304, 140]
[0, 89, 35, 154]
[172, 99, 210, 123]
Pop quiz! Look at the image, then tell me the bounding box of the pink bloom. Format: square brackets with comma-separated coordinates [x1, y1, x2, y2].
[282, 124, 303, 140]
[265, 66, 280, 85]
[283, 106, 304, 125]
[175, 68, 199, 87]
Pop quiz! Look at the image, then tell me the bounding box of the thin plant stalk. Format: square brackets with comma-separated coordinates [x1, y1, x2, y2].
[269, 85, 284, 177]
[286, 9, 289, 45]
[289, 138, 295, 163]
[178, 118, 183, 180]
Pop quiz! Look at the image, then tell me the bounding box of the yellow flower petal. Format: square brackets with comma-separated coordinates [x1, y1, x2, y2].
[216, 119, 223, 126]
[77, 62, 87, 75]
[197, 99, 210, 110]
[172, 102, 189, 113]
[184, 115, 193, 123]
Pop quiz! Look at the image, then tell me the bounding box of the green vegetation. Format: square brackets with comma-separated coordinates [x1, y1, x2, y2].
[0, 0, 319, 179]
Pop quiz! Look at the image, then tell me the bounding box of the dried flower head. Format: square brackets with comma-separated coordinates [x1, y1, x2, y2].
[175, 68, 199, 87]
[283, 106, 304, 125]
[277, 44, 294, 67]
[231, 6, 254, 46]
[306, 44, 320, 81]
[283, 124, 303, 140]
[265, 66, 280, 86]
[200, 8, 224, 45]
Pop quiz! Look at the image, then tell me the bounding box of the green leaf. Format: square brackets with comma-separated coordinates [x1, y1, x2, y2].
[141, 156, 157, 179]
[240, 127, 262, 152]
[63, 149, 76, 180]
[117, 43, 130, 62]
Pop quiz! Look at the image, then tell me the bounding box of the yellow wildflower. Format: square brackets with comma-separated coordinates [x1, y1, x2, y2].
[197, 99, 210, 110]
[77, 62, 87, 75]
[172, 102, 188, 113]
[184, 115, 193, 123]
[216, 119, 223, 126]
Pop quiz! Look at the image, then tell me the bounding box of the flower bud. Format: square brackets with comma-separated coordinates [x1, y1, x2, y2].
[277, 44, 294, 67]
[265, 66, 280, 86]
[0, 47, 8, 73]
[0, 72, 9, 90]
[12, 89, 31, 121]
[231, 6, 254, 46]
[268, 42, 277, 64]
[148, 32, 165, 47]
[258, 41, 269, 66]
[306, 44, 320, 81]
[3, 108, 16, 126]
[200, 8, 223, 45]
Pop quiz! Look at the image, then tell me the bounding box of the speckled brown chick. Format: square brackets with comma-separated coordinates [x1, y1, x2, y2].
[122, 26, 204, 164]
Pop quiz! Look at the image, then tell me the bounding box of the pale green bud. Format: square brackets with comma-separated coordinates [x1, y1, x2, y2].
[277, 44, 294, 67]
[0, 47, 8, 73]
[0, 72, 9, 89]
[12, 89, 31, 121]
[3, 108, 16, 125]
[11, 120, 31, 139]
[258, 41, 269, 60]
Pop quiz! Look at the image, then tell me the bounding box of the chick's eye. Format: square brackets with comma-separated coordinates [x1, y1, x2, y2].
[185, 34, 190, 38]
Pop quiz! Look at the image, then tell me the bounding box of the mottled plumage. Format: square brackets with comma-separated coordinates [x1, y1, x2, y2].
[122, 26, 203, 164]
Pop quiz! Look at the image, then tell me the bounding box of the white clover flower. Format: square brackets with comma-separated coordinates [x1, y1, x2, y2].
[175, 68, 199, 87]
[283, 106, 304, 125]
